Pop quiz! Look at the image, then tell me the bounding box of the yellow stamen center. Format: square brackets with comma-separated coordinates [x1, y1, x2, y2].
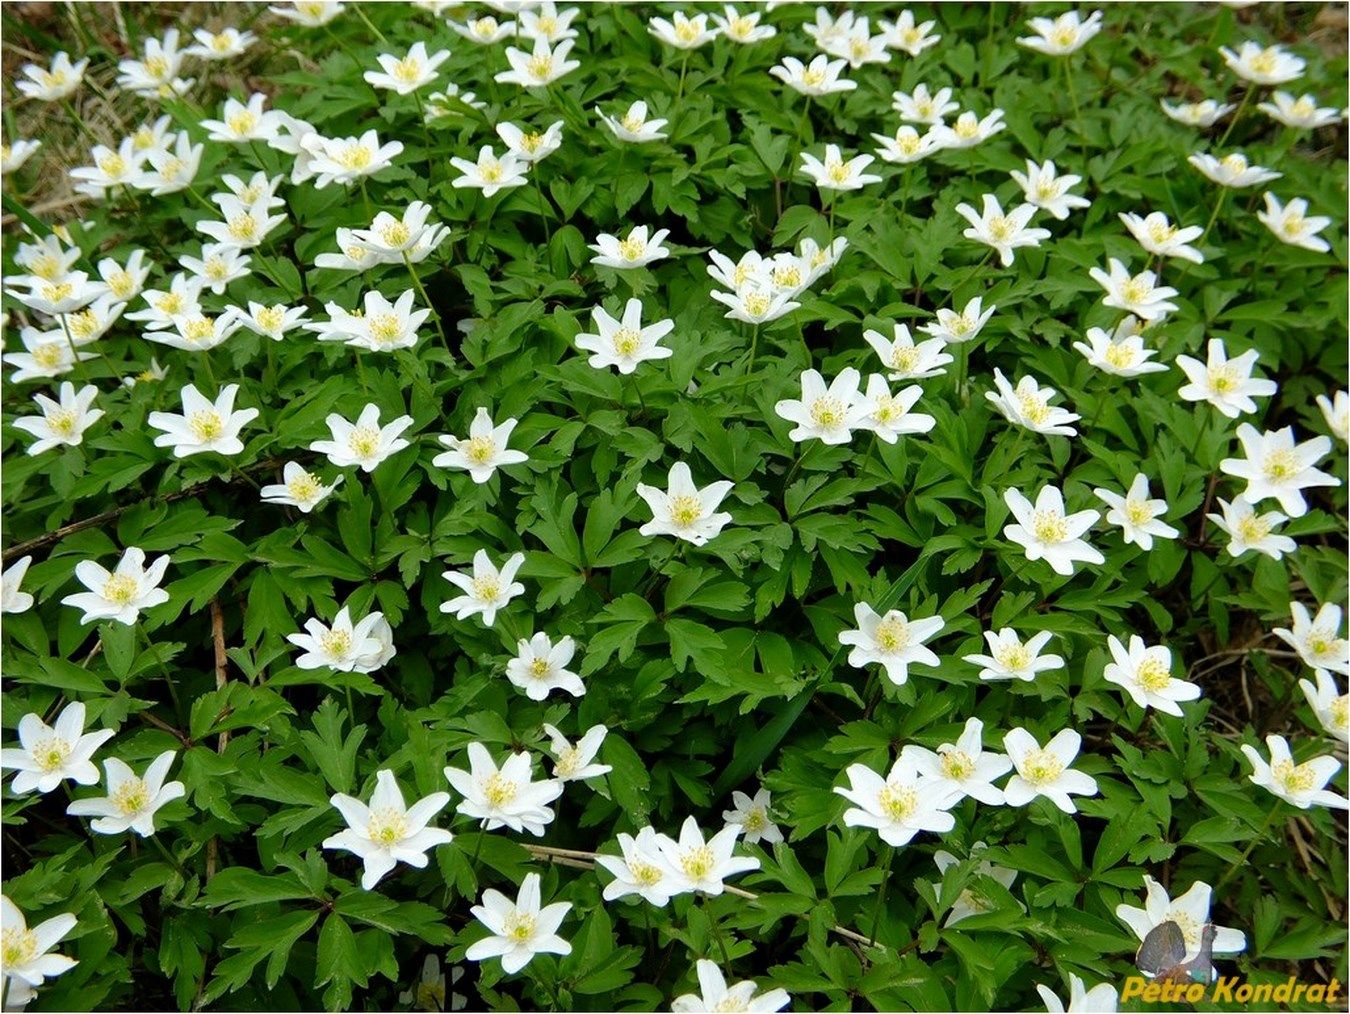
[1020, 749, 1064, 785]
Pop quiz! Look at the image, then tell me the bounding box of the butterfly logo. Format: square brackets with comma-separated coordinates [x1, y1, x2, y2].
[1135, 920, 1217, 984]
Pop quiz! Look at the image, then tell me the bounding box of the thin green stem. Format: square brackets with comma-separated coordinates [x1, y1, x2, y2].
[198, 349, 219, 391]
[1199, 187, 1231, 248]
[402, 252, 450, 353]
[352, 3, 389, 43]
[534, 173, 554, 245]
[225, 458, 261, 491]
[1217, 83, 1255, 148]
[1212, 804, 1282, 894]
[869, 845, 896, 948]
[359, 177, 373, 220]
[703, 895, 733, 974]
[746, 322, 761, 375]
[675, 52, 691, 102]
[1062, 59, 1086, 157]
[138, 622, 183, 718]
[953, 249, 994, 295]
[56, 314, 90, 382]
[60, 97, 99, 145]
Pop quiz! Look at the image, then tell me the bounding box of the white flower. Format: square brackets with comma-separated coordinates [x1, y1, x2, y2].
[518, 3, 580, 43]
[1073, 318, 1168, 377]
[1093, 473, 1180, 550]
[1220, 41, 1305, 85]
[1299, 669, 1349, 744]
[122, 358, 168, 388]
[1257, 193, 1332, 252]
[1001, 728, 1097, 813]
[986, 369, 1080, 437]
[1160, 98, 1234, 127]
[1273, 602, 1350, 675]
[859, 375, 935, 443]
[201, 93, 286, 143]
[710, 283, 799, 324]
[964, 628, 1064, 683]
[69, 140, 140, 199]
[933, 844, 1019, 927]
[1, 556, 35, 614]
[450, 145, 529, 197]
[955, 194, 1050, 266]
[834, 755, 961, 846]
[0, 896, 78, 1011]
[882, 11, 941, 56]
[364, 41, 450, 94]
[540, 724, 612, 782]
[838, 602, 943, 686]
[494, 121, 563, 165]
[187, 27, 257, 59]
[352, 202, 450, 264]
[1102, 635, 1200, 716]
[115, 29, 192, 98]
[310, 404, 415, 472]
[4, 327, 94, 383]
[803, 8, 854, 51]
[301, 130, 404, 188]
[61, 546, 170, 626]
[649, 11, 718, 49]
[145, 312, 244, 352]
[323, 769, 453, 890]
[466, 873, 571, 974]
[450, 14, 516, 44]
[16, 51, 88, 101]
[597, 827, 678, 905]
[892, 84, 958, 125]
[721, 788, 783, 846]
[66, 750, 186, 835]
[2, 139, 41, 174]
[902, 718, 1013, 805]
[1017, 9, 1103, 55]
[653, 817, 759, 895]
[1188, 151, 1281, 188]
[799, 144, 881, 193]
[711, 6, 776, 44]
[228, 301, 311, 342]
[1258, 91, 1341, 129]
[444, 742, 563, 835]
[930, 108, 1006, 149]
[768, 55, 856, 97]
[864, 324, 953, 380]
[774, 367, 869, 445]
[919, 296, 996, 345]
[1219, 424, 1338, 517]
[180, 243, 252, 294]
[432, 407, 529, 484]
[7, 272, 99, 314]
[872, 124, 941, 164]
[259, 462, 342, 513]
[574, 298, 674, 373]
[1241, 735, 1348, 810]
[636, 461, 734, 546]
[288, 606, 394, 674]
[1175, 339, 1276, 417]
[671, 961, 790, 1013]
[495, 37, 580, 87]
[1317, 390, 1350, 443]
[1036, 974, 1119, 1013]
[598, 100, 669, 143]
[126, 274, 204, 327]
[506, 633, 584, 700]
[314, 290, 432, 353]
[1010, 160, 1090, 220]
[589, 226, 671, 269]
[148, 383, 257, 458]
[92, 249, 153, 303]
[825, 22, 891, 69]
[1207, 497, 1297, 560]
[0, 702, 113, 795]
[441, 550, 527, 627]
[1115, 876, 1246, 963]
[268, 1, 346, 26]
[1003, 485, 1104, 576]
[1119, 211, 1204, 263]
[13, 382, 103, 454]
[1088, 258, 1178, 321]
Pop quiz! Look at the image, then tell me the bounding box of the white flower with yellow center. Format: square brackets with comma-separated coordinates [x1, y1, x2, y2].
[13, 381, 103, 455]
[196, 194, 287, 251]
[574, 297, 675, 374]
[91, 249, 152, 305]
[987, 369, 1080, 437]
[433, 406, 529, 484]
[933, 844, 1020, 927]
[860, 374, 935, 443]
[711, 5, 776, 43]
[179, 243, 253, 295]
[1073, 317, 1168, 378]
[834, 755, 962, 847]
[66, 750, 185, 835]
[310, 403, 415, 472]
[518, 2, 580, 44]
[955, 194, 1050, 266]
[672, 961, 791, 1014]
[1115, 876, 1247, 963]
[448, 14, 516, 45]
[267, 1, 346, 27]
[1011, 159, 1090, 220]
[882, 11, 941, 57]
[1001, 728, 1097, 813]
[1103, 635, 1201, 716]
[16, 50, 88, 101]
[930, 108, 1006, 149]
[148, 383, 258, 459]
[540, 723, 612, 783]
[114, 29, 193, 99]
[1299, 669, 1349, 745]
[288, 605, 394, 673]
[649, 11, 718, 49]
[863, 324, 954, 381]
[589, 225, 672, 269]
[1087, 257, 1178, 321]
[1119, 211, 1204, 263]
[1093, 473, 1180, 550]
[892, 83, 958, 125]
[186, 27, 257, 60]
[260, 461, 343, 513]
[1220, 40, 1305, 85]
[69, 138, 140, 199]
[495, 120, 564, 164]
[0, 702, 113, 796]
[838, 602, 944, 686]
[1003, 485, 1104, 576]
[466, 874, 572, 974]
[202, 92, 285, 143]
[1242, 735, 1348, 810]
[364, 41, 450, 94]
[505, 632, 584, 700]
[145, 312, 243, 352]
[1274, 602, 1350, 676]
[6, 269, 99, 315]
[450, 144, 530, 197]
[598, 99, 670, 144]
[311, 289, 431, 353]
[444, 742, 563, 835]
[963, 628, 1064, 682]
[441, 549, 527, 627]
[1017, 9, 1103, 56]
[126, 274, 205, 328]
[121, 357, 167, 389]
[1219, 423, 1338, 517]
[228, 300, 311, 342]
[61, 545, 170, 626]
[769, 54, 857, 97]
[1160, 98, 1234, 128]
[300, 129, 405, 188]
[721, 787, 783, 846]
[902, 718, 1013, 805]
[323, 769, 453, 890]
[597, 827, 677, 905]
[1257, 193, 1332, 253]
[495, 37, 580, 87]
[918, 296, 996, 347]
[775, 367, 869, 445]
[636, 461, 735, 546]
[1207, 496, 1296, 560]
[872, 124, 941, 165]
[3, 326, 93, 383]
[823, 21, 892, 69]
[1187, 150, 1281, 188]
[1258, 91, 1341, 129]
[0, 896, 77, 1010]
[1176, 339, 1276, 418]
[653, 816, 760, 895]
[1, 138, 41, 174]
[799, 143, 881, 192]
[710, 281, 800, 325]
